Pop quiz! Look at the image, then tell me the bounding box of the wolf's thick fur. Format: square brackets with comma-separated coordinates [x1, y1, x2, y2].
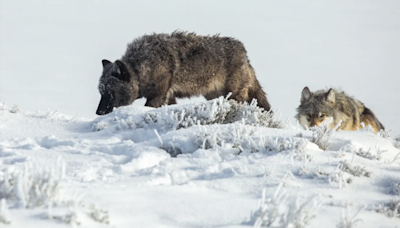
[295, 87, 384, 133]
[96, 31, 271, 115]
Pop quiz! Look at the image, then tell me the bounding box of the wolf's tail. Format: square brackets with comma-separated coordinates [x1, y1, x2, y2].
[248, 65, 272, 113]
[361, 107, 385, 131]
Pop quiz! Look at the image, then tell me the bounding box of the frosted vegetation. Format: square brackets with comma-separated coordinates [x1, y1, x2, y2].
[92, 96, 286, 133]
[1, 98, 400, 227]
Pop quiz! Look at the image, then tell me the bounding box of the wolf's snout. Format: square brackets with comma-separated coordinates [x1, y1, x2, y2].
[96, 109, 107, 115]
[96, 104, 111, 115]
[96, 96, 113, 115]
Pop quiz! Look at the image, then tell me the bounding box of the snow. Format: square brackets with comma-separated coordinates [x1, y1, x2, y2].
[1, 0, 400, 227]
[1, 100, 400, 227]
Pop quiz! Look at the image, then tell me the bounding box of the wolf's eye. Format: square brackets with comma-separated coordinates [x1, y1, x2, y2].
[319, 113, 325, 118]
[107, 91, 114, 99]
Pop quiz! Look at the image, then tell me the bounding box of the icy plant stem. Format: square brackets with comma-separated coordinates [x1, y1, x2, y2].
[337, 205, 365, 228]
[154, 129, 163, 146]
[390, 152, 400, 164]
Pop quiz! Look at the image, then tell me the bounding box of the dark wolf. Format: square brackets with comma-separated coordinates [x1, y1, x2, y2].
[96, 31, 271, 115]
[295, 87, 385, 133]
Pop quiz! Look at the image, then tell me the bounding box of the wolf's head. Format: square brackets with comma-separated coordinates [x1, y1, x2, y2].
[96, 59, 139, 115]
[295, 87, 338, 129]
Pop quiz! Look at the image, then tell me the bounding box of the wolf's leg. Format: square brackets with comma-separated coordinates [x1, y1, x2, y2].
[247, 80, 272, 112]
[229, 64, 272, 112]
[145, 96, 167, 107]
[225, 73, 250, 103]
[168, 95, 177, 105]
[145, 89, 174, 107]
[229, 87, 249, 103]
[204, 90, 223, 100]
[144, 73, 172, 108]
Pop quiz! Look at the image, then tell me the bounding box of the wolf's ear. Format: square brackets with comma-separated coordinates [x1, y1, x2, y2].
[102, 59, 112, 68]
[114, 60, 131, 82]
[326, 88, 335, 104]
[301, 87, 312, 104]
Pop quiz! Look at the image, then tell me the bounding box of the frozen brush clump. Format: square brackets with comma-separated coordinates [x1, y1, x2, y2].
[310, 118, 340, 150]
[250, 183, 324, 228]
[193, 122, 258, 153]
[394, 136, 400, 149]
[375, 198, 400, 219]
[92, 96, 287, 134]
[0, 160, 65, 208]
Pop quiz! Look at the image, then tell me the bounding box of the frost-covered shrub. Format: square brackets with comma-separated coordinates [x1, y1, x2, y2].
[300, 165, 353, 187]
[192, 122, 307, 155]
[194, 123, 258, 154]
[375, 198, 400, 218]
[92, 120, 108, 131]
[358, 122, 375, 134]
[360, 122, 390, 138]
[299, 166, 333, 179]
[44, 110, 63, 120]
[141, 97, 284, 130]
[336, 206, 365, 228]
[327, 164, 351, 189]
[0, 161, 110, 225]
[262, 137, 313, 163]
[195, 130, 224, 150]
[47, 200, 83, 225]
[339, 145, 387, 161]
[9, 105, 19, 114]
[263, 137, 307, 154]
[0, 160, 65, 208]
[161, 140, 184, 157]
[310, 118, 339, 150]
[394, 136, 400, 149]
[390, 152, 400, 165]
[301, 164, 352, 188]
[47, 197, 110, 226]
[359, 122, 391, 138]
[250, 184, 323, 228]
[90, 204, 110, 224]
[152, 129, 185, 157]
[377, 129, 390, 139]
[339, 162, 371, 178]
[92, 96, 287, 133]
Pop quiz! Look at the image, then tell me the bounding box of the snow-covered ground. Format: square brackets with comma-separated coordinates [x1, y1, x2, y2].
[1, 100, 400, 227]
[1, 0, 400, 227]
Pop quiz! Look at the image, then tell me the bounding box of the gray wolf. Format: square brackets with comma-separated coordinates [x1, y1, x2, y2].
[295, 87, 384, 133]
[96, 31, 271, 115]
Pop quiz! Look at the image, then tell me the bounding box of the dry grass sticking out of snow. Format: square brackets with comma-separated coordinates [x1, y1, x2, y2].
[0, 156, 110, 226]
[0, 158, 65, 208]
[309, 118, 340, 150]
[250, 182, 324, 228]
